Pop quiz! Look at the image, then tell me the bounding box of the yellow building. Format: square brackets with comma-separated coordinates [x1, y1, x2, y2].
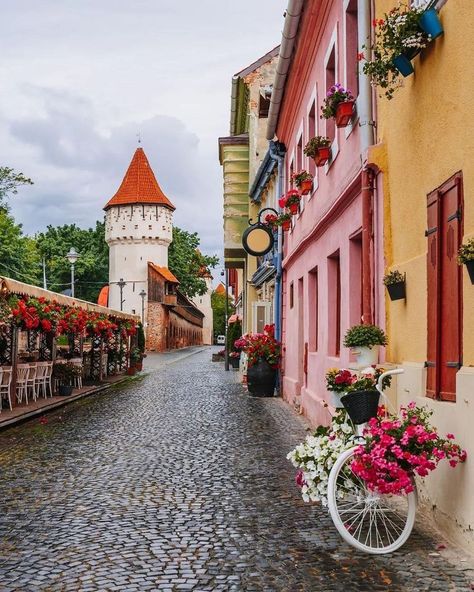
[369, 0, 474, 550]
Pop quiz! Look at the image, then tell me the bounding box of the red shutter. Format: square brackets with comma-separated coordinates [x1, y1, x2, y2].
[439, 177, 462, 401]
[426, 192, 439, 399]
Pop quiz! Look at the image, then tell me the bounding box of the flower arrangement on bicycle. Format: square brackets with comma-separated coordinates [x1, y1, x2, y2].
[351, 403, 466, 495]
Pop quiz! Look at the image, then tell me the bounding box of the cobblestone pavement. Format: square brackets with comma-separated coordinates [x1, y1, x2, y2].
[0, 348, 472, 591]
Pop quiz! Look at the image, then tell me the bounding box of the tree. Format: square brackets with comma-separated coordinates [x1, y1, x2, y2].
[35, 221, 109, 302]
[211, 289, 234, 339]
[0, 167, 33, 208]
[0, 208, 40, 283]
[168, 227, 219, 298]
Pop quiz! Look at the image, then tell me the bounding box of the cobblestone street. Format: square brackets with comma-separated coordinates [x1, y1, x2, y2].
[0, 348, 472, 591]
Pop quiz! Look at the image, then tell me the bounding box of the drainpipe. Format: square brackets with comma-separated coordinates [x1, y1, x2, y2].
[359, 0, 375, 325]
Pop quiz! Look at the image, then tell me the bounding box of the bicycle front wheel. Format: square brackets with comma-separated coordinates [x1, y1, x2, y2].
[327, 447, 417, 554]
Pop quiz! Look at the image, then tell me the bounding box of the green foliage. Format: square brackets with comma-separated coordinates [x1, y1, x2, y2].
[168, 227, 219, 298]
[137, 323, 146, 352]
[458, 238, 474, 264]
[227, 320, 242, 352]
[383, 270, 405, 285]
[303, 136, 331, 158]
[211, 290, 234, 339]
[0, 167, 33, 208]
[35, 221, 109, 303]
[0, 208, 40, 283]
[343, 324, 388, 348]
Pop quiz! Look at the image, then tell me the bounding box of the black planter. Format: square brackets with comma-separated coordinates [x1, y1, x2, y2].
[247, 359, 276, 397]
[341, 390, 380, 425]
[229, 356, 240, 369]
[386, 281, 406, 301]
[466, 260, 474, 284]
[58, 384, 74, 396]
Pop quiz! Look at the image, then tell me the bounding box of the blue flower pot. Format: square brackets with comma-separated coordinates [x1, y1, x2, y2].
[419, 9, 444, 40]
[393, 54, 415, 77]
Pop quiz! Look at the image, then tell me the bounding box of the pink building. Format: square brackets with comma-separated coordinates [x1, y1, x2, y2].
[267, 0, 384, 425]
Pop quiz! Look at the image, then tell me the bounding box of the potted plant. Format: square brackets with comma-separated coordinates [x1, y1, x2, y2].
[320, 84, 355, 128]
[340, 367, 393, 424]
[351, 402, 466, 495]
[229, 351, 241, 369]
[274, 213, 292, 232]
[53, 362, 82, 396]
[383, 270, 406, 300]
[264, 212, 278, 229]
[325, 368, 356, 408]
[343, 324, 387, 368]
[361, 4, 432, 98]
[458, 238, 474, 284]
[304, 136, 332, 167]
[242, 324, 280, 397]
[129, 347, 142, 374]
[291, 170, 314, 195]
[280, 189, 301, 215]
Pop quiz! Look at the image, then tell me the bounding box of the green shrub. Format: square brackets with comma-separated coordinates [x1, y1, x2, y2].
[343, 324, 387, 348]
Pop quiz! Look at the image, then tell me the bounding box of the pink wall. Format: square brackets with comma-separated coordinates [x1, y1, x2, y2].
[277, 0, 383, 425]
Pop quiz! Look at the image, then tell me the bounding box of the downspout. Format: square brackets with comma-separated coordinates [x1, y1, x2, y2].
[359, 0, 375, 325]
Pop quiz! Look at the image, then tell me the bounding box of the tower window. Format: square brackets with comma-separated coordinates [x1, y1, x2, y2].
[149, 225, 153, 230]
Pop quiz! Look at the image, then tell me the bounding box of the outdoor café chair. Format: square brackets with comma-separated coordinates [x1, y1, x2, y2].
[16, 364, 31, 405]
[26, 363, 37, 402]
[0, 366, 13, 412]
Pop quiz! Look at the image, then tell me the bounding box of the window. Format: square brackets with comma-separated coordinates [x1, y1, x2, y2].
[328, 251, 341, 356]
[296, 134, 303, 172]
[325, 46, 336, 142]
[309, 268, 319, 352]
[290, 281, 294, 308]
[252, 302, 271, 333]
[426, 173, 463, 402]
[259, 93, 271, 118]
[345, 0, 359, 98]
[308, 100, 317, 178]
[349, 233, 363, 325]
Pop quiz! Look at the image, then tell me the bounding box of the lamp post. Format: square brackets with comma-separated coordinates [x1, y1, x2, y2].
[117, 278, 127, 311]
[66, 248, 80, 298]
[221, 268, 230, 371]
[139, 289, 146, 324]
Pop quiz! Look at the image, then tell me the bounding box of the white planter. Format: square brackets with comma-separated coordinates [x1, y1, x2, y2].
[329, 391, 346, 408]
[351, 345, 379, 369]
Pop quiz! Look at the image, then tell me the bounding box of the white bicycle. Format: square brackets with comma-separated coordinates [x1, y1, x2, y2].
[327, 369, 418, 554]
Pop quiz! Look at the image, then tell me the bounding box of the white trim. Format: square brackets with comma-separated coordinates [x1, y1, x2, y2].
[324, 24, 339, 173]
[305, 84, 319, 199]
[252, 301, 271, 333]
[342, 0, 359, 140]
[295, 122, 305, 214]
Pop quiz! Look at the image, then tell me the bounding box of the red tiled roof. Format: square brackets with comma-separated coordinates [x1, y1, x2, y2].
[104, 147, 175, 211]
[97, 285, 109, 307]
[148, 263, 180, 284]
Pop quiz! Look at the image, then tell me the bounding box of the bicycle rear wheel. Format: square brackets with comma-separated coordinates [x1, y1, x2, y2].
[327, 447, 417, 554]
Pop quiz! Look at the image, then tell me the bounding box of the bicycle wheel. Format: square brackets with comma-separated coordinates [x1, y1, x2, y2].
[327, 447, 417, 554]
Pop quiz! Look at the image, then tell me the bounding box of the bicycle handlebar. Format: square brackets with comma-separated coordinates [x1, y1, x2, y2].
[376, 368, 404, 393]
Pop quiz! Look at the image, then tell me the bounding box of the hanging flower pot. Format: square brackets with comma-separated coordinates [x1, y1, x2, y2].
[419, 8, 443, 40]
[282, 219, 291, 231]
[288, 202, 299, 215]
[341, 390, 380, 425]
[314, 146, 331, 167]
[383, 270, 406, 301]
[393, 54, 415, 77]
[299, 179, 313, 195]
[457, 239, 474, 284]
[465, 260, 474, 284]
[335, 100, 355, 127]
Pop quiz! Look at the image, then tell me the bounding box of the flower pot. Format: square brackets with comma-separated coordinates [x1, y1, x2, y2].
[229, 356, 240, 369]
[386, 281, 406, 301]
[247, 359, 276, 397]
[419, 8, 443, 40]
[299, 179, 313, 195]
[135, 361, 143, 371]
[329, 391, 345, 409]
[127, 367, 136, 376]
[335, 100, 354, 127]
[313, 146, 331, 167]
[282, 220, 291, 231]
[351, 345, 379, 369]
[466, 260, 474, 284]
[58, 384, 73, 396]
[393, 54, 414, 77]
[288, 202, 299, 215]
[341, 390, 380, 425]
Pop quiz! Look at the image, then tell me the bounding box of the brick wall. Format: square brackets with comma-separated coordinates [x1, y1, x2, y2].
[146, 302, 203, 352]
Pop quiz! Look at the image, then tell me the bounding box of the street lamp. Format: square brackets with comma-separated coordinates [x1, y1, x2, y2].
[221, 268, 230, 371]
[139, 289, 146, 324]
[66, 248, 80, 298]
[117, 278, 127, 311]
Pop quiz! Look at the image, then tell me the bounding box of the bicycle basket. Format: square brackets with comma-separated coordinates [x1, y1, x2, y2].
[340, 390, 380, 425]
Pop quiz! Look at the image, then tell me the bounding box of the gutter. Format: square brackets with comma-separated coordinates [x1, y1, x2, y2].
[266, 0, 305, 140]
[249, 140, 285, 202]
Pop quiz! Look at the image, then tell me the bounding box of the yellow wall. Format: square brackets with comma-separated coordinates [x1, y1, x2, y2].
[369, 0, 474, 549]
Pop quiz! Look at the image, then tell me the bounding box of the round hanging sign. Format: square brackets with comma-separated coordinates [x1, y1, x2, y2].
[241, 208, 277, 257]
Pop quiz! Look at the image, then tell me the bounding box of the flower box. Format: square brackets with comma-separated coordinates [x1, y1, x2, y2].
[299, 179, 313, 195]
[314, 146, 331, 167]
[335, 100, 355, 127]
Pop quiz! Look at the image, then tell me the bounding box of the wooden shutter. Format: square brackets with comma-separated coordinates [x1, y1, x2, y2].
[426, 192, 439, 398]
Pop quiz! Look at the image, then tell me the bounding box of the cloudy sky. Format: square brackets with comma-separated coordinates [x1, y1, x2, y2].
[1, 0, 287, 258]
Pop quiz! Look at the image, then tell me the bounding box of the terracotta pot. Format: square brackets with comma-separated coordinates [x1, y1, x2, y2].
[299, 179, 313, 195]
[288, 202, 299, 215]
[135, 361, 143, 371]
[313, 146, 331, 167]
[127, 367, 136, 376]
[335, 100, 355, 127]
[282, 220, 291, 231]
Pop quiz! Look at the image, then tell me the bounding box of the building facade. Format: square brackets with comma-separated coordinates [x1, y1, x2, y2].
[368, 0, 474, 550]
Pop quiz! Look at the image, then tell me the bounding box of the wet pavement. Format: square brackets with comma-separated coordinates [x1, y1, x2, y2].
[0, 347, 472, 591]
